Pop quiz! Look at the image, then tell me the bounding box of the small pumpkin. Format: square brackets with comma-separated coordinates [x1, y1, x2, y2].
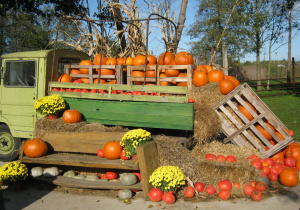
[62, 109, 81, 124]
[23, 138, 48, 158]
[256, 123, 275, 141]
[238, 101, 258, 121]
[79, 60, 93, 74]
[58, 74, 73, 83]
[133, 55, 147, 66]
[43, 167, 60, 177]
[175, 51, 194, 65]
[131, 70, 145, 85]
[279, 167, 299, 187]
[193, 69, 208, 87]
[85, 174, 100, 181]
[74, 174, 86, 180]
[157, 52, 175, 65]
[31, 167, 44, 178]
[103, 141, 123, 159]
[207, 70, 224, 83]
[63, 170, 76, 178]
[118, 189, 133, 200]
[165, 69, 180, 77]
[93, 54, 108, 65]
[120, 173, 137, 186]
[218, 79, 235, 95]
[147, 55, 157, 65]
[255, 176, 270, 187]
[106, 57, 117, 65]
[159, 73, 169, 86]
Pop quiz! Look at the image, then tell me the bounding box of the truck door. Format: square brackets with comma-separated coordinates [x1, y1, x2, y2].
[0, 59, 38, 138]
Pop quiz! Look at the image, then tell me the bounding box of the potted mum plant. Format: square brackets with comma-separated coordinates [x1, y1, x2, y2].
[34, 95, 66, 120]
[0, 162, 28, 190]
[120, 129, 152, 159]
[149, 166, 186, 192]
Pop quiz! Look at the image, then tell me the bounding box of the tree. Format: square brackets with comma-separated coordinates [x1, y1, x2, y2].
[187, 0, 250, 65]
[0, 0, 86, 17]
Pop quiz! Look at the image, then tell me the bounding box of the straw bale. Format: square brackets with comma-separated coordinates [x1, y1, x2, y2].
[34, 118, 128, 138]
[189, 83, 225, 143]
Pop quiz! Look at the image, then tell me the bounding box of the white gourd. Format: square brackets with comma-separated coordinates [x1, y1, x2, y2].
[31, 167, 44, 178]
[85, 174, 99, 181]
[63, 170, 76, 178]
[118, 190, 133, 200]
[43, 167, 60, 177]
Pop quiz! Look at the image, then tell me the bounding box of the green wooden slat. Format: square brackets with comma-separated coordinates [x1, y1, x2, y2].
[63, 97, 194, 130]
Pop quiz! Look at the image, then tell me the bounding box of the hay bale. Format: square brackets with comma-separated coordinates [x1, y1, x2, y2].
[189, 83, 225, 143]
[34, 118, 129, 138]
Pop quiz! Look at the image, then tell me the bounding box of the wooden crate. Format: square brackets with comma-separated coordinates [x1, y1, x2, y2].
[64, 64, 124, 84]
[127, 64, 195, 95]
[213, 83, 293, 158]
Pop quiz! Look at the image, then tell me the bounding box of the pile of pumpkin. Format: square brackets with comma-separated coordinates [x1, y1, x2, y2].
[56, 51, 240, 96]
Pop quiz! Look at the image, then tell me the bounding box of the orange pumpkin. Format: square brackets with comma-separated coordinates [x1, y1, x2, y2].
[103, 141, 123, 159]
[62, 109, 82, 123]
[195, 65, 208, 74]
[165, 69, 180, 77]
[95, 68, 115, 75]
[275, 131, 284, 140]
[107, 80, 117, 84]
[218, 79, 235, 95]
[80, 78, 90, 83]
[296, 160, 300, 170]
[146, 70, 156, 77]
[23, 138, 48, 158]
[158, 52, 175, 65]
[285, 144, 300, 161]
[117, 57, 125, 65]
[132, 71, 145, 85]
[204, 65, 213, 73]
[125, 57, 133, 65]
[79, 60, 93, 74]
[147, 55, 157, 65]
[58, 74, 73, 83]
[133, 55, 147, 66]
[70, 69, 81, 75]
[175, 52, 194, 65]
[271, 150, 284, 161]
[207, 70, 225, 83]
[93, 54, 108, 66]
[279, 167, 299, 187]
[193, 69, 208, 87]
[106, 58, 117, 65]
[238, 101, 258, 121]
[93, 79, 106, 84]
[177, 73, 187, 86]
[159, 73, 169, 86]
[256, 123, 275, 140]
[228, 76, 240, 88]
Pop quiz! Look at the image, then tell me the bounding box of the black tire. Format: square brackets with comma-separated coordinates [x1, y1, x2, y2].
[0, 125, 22, 161]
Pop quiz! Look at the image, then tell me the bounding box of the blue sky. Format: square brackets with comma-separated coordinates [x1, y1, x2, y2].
[88, 0, 300, 63]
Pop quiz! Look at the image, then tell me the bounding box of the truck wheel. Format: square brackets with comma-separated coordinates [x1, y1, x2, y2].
[0, 125, 22, 161]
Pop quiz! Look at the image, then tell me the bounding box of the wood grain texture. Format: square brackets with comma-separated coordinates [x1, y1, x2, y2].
[40, 131, 126, 153]
[34, 175, 143, 190]
[136, 141, 159, 200]
[22, 153, 139, 170]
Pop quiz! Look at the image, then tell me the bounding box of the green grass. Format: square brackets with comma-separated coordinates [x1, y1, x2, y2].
[261, 95, 300, 141]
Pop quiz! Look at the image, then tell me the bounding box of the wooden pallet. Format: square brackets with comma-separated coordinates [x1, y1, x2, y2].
[213, 83, 293, 158]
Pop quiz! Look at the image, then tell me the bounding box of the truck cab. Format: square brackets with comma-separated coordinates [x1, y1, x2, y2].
[0, 49, 89, 161]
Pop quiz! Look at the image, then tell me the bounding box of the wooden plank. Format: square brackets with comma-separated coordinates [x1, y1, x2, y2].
[63, 98, 194, 130]
[40, 131, 126, 153]
[34, 176, 143, 190]
[136, 141, 159, 200]
[21, 153, 139, 170]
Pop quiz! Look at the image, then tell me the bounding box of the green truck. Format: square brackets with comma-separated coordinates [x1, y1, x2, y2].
[0, 49, 194, 161]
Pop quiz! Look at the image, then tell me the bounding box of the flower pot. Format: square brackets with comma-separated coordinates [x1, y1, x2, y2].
[46, 114, 59, 120]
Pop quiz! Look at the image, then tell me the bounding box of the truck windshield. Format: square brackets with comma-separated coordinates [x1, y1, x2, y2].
[4, 60, 36, 87]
